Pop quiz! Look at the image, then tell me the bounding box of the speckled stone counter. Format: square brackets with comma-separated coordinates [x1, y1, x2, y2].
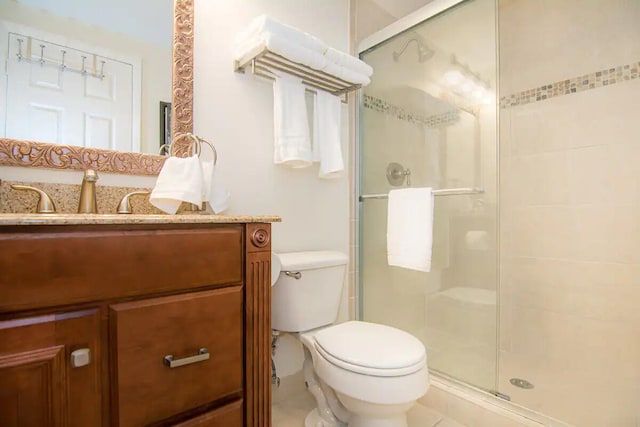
[0, 179, 164, 214]
[0, 213, 280, 226]
[0, 179, 280, 225]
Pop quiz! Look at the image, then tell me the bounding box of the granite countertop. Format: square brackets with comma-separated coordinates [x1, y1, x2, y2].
[0, 213, 281, 226]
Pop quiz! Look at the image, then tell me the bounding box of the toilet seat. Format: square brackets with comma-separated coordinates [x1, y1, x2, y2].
[313, 321, 426, 377]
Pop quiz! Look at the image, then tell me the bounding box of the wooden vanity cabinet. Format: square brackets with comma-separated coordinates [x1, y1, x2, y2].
[0, 222, 272, 427]
[0, 308, 102, 427]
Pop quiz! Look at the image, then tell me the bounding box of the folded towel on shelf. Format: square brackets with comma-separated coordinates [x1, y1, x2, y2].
[324, 47, 373, 77]
[321, 61, 371, 86]
[313, 91, 343, 178]
[273, 75, 312, 168]
[149, 155, 204, 214]
[234, 32, 328, 71]
[387, 188, 434, 272]
[235, 15, 328, 54]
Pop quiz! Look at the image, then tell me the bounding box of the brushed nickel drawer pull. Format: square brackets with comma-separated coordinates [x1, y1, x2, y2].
[163, 348, 209, 368]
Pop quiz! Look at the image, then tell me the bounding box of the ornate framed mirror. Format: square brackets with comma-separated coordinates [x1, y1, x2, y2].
[0, 0, 194, 176]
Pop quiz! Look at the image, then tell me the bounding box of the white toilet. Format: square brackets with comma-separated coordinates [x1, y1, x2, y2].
[271, 251, 429, 427]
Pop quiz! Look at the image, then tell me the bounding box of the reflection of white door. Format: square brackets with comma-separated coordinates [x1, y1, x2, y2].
[2, 26, 140, 152]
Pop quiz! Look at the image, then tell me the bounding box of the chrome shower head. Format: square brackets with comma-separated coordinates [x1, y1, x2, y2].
[393, 38, 434, 63]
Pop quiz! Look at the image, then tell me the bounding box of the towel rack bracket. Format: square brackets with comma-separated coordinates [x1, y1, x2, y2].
[234, 45, 361, 101]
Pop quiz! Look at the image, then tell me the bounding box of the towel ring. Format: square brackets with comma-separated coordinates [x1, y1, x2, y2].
[192, 136, 218, 166]
[161, 133, 218, 165]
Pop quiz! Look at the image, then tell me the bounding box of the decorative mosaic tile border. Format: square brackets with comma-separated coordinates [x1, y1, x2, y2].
[363, 94, 460, 128]
[500, 60, 640, 109]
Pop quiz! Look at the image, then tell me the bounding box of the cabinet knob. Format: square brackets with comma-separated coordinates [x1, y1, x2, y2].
[70, 348, 91, 368]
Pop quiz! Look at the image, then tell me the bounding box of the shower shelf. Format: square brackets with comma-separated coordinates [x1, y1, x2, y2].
[359, 187, 484, 201]
[233, 45, 362, 101]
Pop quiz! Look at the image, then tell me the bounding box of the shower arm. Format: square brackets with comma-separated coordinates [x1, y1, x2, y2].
[392, 38, 432, 62]
[393, 39, 420, 61]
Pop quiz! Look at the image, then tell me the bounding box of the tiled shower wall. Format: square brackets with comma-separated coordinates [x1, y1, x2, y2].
[499, 0, 640, 425]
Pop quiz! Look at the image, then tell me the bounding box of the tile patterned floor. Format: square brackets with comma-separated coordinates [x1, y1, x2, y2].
[272, 372, 466, 427]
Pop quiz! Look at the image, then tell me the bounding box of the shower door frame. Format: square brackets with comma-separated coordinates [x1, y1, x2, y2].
[357, 0, 465, 54]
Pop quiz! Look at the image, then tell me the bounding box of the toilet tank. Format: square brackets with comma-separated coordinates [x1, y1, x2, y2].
[272, 251, 348, 332]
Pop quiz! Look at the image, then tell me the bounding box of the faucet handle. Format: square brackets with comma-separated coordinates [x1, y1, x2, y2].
[10, 185, 57, 213]
[116, 190, 150, 214]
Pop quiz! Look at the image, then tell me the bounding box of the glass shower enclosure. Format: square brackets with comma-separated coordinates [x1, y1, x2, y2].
[359, 0, 640, 425]
[358, 0, 498, 393]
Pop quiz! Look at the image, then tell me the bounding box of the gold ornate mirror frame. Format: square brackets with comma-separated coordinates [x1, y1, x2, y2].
[0, 0, 193, 176]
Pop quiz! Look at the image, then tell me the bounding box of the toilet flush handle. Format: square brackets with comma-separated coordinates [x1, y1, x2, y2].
[284, 271, 302, 280]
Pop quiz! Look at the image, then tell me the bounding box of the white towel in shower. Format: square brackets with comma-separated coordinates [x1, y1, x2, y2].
[313, 90, 343, 178]
[273, 75, 312, 168]
[387, 188, 434, 272]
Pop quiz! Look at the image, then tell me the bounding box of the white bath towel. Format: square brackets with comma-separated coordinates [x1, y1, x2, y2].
[313, 91, 343, 178]
[321, 61, 371, 86]
[324, 47, 373, 77]
[273, 75, 312, 168]
[387, 188, 434, 272]
[150, 155, 204, 214]
[235, 15, 327, 54]
[234, 33, 328, 71]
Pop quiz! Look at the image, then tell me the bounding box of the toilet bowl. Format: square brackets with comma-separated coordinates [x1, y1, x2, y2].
[272, 251, 429, 427]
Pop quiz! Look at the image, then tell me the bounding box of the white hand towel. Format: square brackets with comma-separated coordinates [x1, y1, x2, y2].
[313, 91, 343, 178]
[324, 47, 373, 77]
[387, 188, 434, 272]
[150, 155, 203, 214]
[235, 15, 328, 54]
[273, 75, 312, 168]
[201, 160, 230, 214]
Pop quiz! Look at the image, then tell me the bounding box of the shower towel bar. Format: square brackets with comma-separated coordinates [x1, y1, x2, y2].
[359, 187, 484, 201]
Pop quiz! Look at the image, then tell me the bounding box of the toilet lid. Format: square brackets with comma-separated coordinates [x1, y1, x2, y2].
[313, 321, 426, 376]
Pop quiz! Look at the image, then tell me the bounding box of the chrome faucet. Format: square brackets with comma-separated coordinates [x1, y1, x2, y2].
[78, 169, 99, 213]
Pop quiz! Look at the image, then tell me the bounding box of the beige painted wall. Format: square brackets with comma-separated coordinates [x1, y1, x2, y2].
[499, 1, 640, 425]
[192, 0, 350, 377]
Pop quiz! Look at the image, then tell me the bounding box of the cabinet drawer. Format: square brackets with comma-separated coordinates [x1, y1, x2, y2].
[0, 225, 242, 313]
[110, 288, 243, 427]
[173, 399, 243, 426]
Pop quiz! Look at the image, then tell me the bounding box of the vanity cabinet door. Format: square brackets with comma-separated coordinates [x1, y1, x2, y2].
[0, 309, 102, 427]
[110, 287, 243, 426]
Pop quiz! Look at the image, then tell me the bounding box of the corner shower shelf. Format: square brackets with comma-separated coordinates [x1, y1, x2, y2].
[233, 44, 362, 100]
